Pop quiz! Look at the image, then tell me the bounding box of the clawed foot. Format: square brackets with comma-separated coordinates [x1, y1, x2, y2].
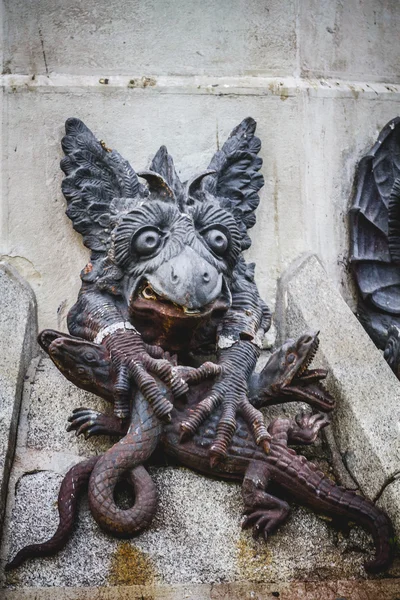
[67, 407, 128, 439]
[179, 363, 271, 465]
[291, 412, 330, 444]
[242, 503, 290, 540]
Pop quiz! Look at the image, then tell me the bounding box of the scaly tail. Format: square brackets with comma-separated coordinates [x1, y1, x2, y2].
[307, 475, 394, 573]
[272, 445, 394, 573]
[5, 456, 99, 570]
[88, 390, 162, 536]
[330, 482, 394, 573]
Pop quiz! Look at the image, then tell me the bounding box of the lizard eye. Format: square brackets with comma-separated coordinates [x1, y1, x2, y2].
[202, 228, 229, 256]
[84, 351, 96, 363]
[287, 353, 296, 364]
[131, 227, 163, 256]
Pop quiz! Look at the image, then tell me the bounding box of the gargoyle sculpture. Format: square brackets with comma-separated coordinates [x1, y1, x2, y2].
[6, 118, 393, 574]
[349, 117, 400, 377]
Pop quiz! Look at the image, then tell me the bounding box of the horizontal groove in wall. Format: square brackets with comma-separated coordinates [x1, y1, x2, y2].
[1, 74, 400, 100]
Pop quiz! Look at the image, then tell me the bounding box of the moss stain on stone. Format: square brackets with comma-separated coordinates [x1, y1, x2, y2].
[236, 531, 272, 582]
[279, 87, 289, 101]
[109, 542, 155, 586]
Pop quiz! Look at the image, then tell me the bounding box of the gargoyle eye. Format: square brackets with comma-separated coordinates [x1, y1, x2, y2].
[287, 353, 296, 364]
[202, 228, 229, 256]
[131, 227, 162, 256]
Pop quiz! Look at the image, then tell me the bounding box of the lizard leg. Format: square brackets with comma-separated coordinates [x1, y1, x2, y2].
[289, 412, 330, 444]
[267, 413, 329, 446]
[241, 461, 290, 540]
[67, 408, 129, 439]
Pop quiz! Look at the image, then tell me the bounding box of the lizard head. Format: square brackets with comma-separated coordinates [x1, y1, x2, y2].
[38, 329, 113, 400]
[260, 331, 335, 411]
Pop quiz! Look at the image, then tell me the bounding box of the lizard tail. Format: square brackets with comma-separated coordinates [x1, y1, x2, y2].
[298, 474, 393, 573]
[346, 489, 394, 573]
[5, 456, 99, 571]
[270, 442, 394, 573]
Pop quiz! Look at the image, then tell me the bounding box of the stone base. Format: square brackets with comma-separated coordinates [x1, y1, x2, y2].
[1, 355, 399, 595]
[3, 579, 400, 600]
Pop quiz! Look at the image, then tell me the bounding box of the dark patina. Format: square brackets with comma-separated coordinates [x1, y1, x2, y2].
[7, 118, 393, 573]
[350, 117, 400, 377]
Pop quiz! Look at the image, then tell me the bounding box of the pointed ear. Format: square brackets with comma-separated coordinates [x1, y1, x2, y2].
[137, 170, 176, 201]
[202, 118, 264, 250]
[149, 145, 185, 206]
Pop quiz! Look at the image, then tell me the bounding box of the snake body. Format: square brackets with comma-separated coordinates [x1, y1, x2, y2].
[6, 390, 161, 570]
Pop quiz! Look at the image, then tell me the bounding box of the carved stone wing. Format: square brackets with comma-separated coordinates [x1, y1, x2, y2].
[201, 117, 264, 250]
[61, 118, 140, 252]
[349, 117, 400, 313]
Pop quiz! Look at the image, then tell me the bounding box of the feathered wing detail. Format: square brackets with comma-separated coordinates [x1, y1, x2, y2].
[201, 117, 264, 250]
[388, 178, 400, 261]
[349, 117, 400, 313]
[150, 145, 185, 208]
[61, 118, 140, 252]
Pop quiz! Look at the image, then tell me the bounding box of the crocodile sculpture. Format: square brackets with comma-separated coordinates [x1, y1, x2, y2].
[6, 118, 393, 573]
[7, 330, 392, 573]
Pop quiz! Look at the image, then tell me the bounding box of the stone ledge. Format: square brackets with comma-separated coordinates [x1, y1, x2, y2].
[2, 579, 400, 600]
[2, 74, 400, 99]
[3, 357, 395, 590]
[276, 254, 400, 529]
[0, 263, 38, 528]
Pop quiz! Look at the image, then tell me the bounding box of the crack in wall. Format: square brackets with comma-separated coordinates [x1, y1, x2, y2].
[373, 470, 400, 504]
[38, 28, 49, 77]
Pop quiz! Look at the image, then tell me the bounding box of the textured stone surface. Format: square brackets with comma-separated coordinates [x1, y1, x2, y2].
[3, 579, 400, 600]
[378, 476, 400, 548]
[300, 0, 400, 82]
[3, 0, 298, 77]
[2, 357, 399, 591]
[0, 263, 37, 529]
[277, 254, 400, 511]
[27, 357, 111, 456]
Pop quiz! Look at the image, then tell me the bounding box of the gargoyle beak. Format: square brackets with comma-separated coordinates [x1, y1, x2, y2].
[146, 246, 223, 310]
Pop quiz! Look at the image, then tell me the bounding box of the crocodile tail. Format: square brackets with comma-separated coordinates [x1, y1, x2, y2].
[5, 456, 99, 571]
[303, 474, 393, 573]
[340, 486, 394, 573]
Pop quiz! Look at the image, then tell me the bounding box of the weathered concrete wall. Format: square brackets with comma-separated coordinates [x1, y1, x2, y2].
[1, 0, 400, 331]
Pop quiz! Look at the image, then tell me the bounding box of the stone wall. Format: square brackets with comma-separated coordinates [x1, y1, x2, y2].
[1, 0, 400, 330]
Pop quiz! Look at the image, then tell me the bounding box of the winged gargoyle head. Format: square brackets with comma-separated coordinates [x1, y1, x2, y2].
[61, 118, 264, 347]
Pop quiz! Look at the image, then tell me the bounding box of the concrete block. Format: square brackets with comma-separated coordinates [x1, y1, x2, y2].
[27, 357, 112, 456]
[377, 477, 400, 548]
[3, 0, 297, 77]
[300, 0, 400, 82]
[0, 263, 37, 530]
[276, 254, 400, 509]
